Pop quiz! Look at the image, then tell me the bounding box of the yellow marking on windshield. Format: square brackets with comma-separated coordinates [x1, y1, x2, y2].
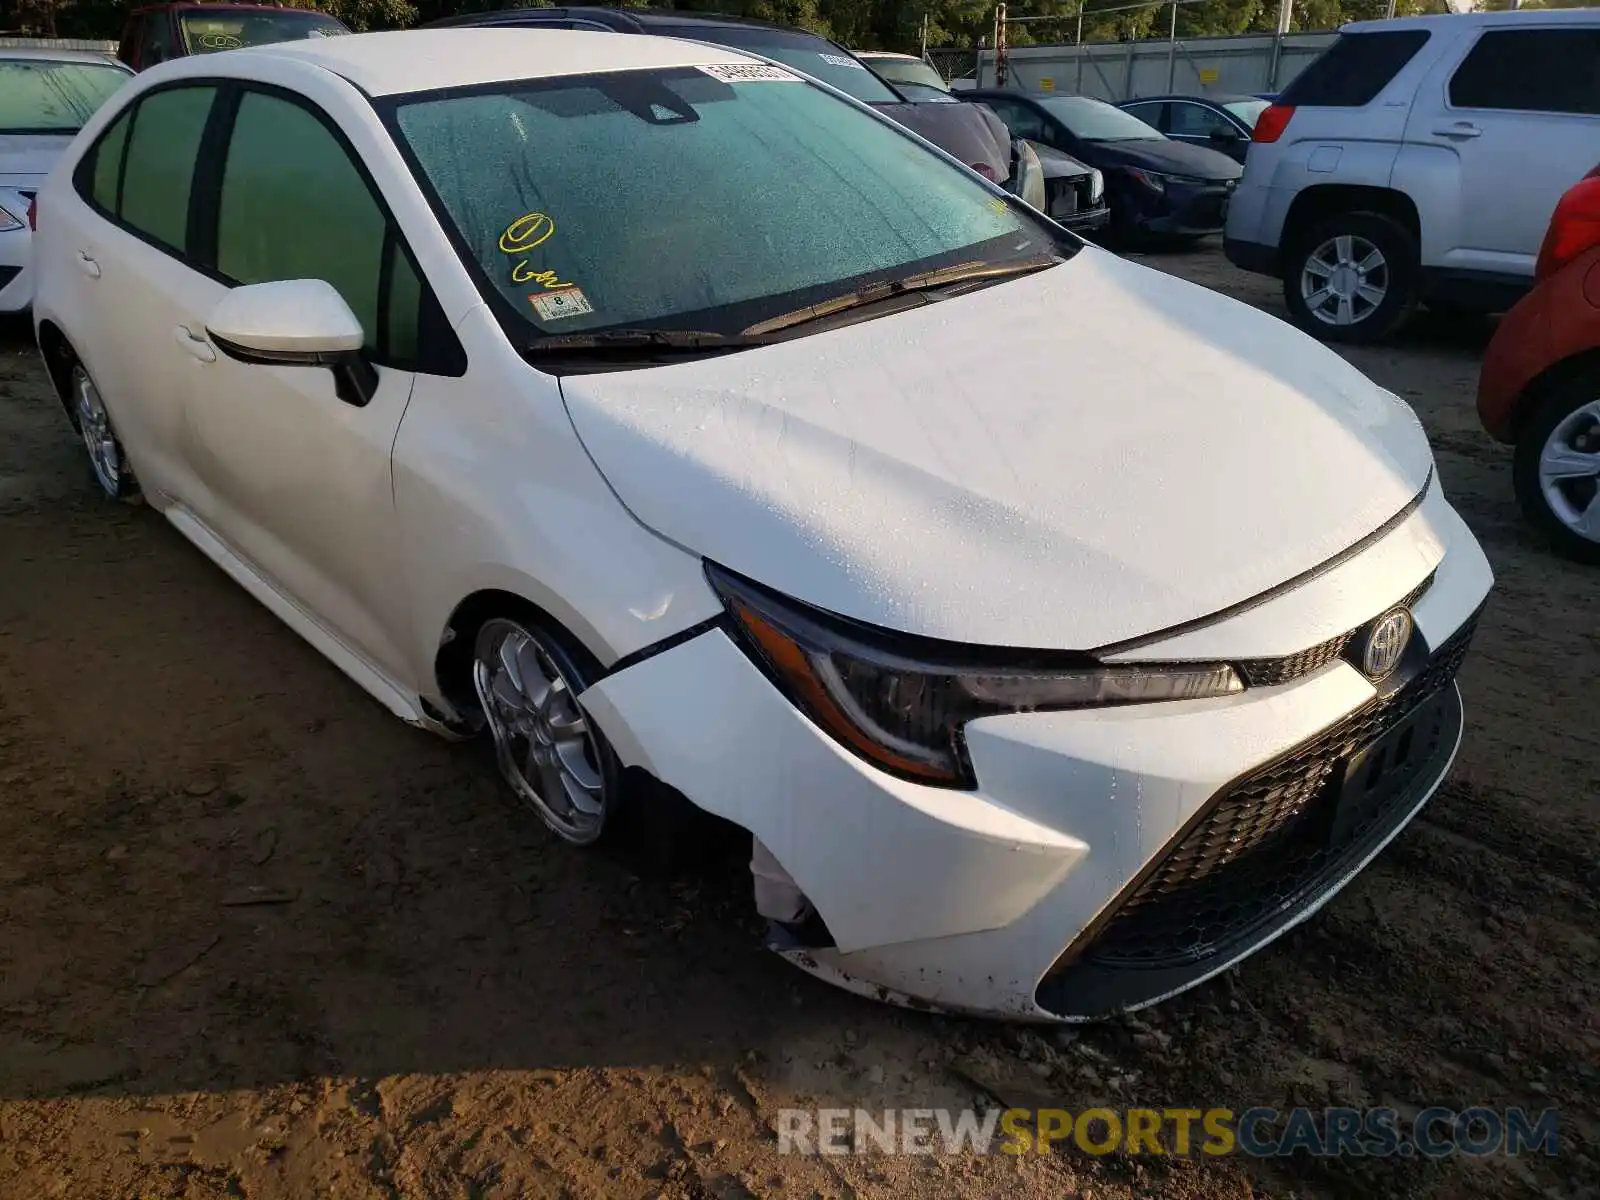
[499, 212, 572, 291]
[499, 212, 555, 255]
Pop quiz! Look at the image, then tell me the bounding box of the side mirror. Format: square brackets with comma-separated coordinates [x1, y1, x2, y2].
[1211, 126, 1243, 142]
[206, 279, 378, 406]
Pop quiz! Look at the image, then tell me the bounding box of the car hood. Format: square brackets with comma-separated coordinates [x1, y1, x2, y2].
[1030, 142, 1094, 181]
[873, 100, 1010, 176]
[1088, 137, 1241, 180]
[559, 248, 1434, 650]
[0, 134, 70, 188]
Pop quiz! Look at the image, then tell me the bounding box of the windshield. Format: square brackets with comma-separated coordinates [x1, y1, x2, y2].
[652, 25, 899, 104]
[865, 56, 948, 93]
[179, 8, 350, 53]
[390, 66, 1061, 339]
[1039, 95, 1164, 141]
[1221, 97, 1270, 127]
[0, 59, 128, 134]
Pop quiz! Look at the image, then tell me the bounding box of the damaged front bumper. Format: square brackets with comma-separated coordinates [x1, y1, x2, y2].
[579, 485, 1492, 1020]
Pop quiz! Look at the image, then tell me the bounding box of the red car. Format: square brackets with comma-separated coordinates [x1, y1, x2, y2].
[117, 2, 350, 71]
[1478, 166, 1600, 564]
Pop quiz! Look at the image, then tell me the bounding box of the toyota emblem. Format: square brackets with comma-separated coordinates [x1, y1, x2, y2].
[1362, 608, 1414, 681]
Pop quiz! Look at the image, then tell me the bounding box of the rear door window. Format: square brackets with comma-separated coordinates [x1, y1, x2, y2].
[118, 85, 217, 252]
[1169, 102, 1235, 138]
[1279, 30, 1431, 107]
[1448, 28, 1600, 116]
[1122, 100, 1166, 130]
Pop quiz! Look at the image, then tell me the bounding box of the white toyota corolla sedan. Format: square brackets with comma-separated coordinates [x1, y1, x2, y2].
[31, 29, 1492, 1021]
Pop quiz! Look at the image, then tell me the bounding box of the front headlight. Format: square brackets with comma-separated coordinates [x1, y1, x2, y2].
[0, 204, 23, 234]
[708, 564, 1243, 788]
[1124, 167, 1167, 195]
[1089, 168, 1105, 204]
[1014, 139, 1047, 212]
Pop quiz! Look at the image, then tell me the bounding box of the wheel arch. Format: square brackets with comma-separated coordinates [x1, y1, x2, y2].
[35, 318, 80, 427]
[431, 587, 605, 727]
[1507, 348, 1600, 445]
[1282, 185, 1421, 251]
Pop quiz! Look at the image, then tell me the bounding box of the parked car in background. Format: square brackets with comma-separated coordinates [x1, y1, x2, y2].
[1226, 10, 1600, 344]
[1117, 93, 1269, 163]
[1479, 167, 1600, 563]
[427, 8, 1043, 208]
[117, 2, 350, 71]
[0, 50, 132, 314]
[851, 51, 1107, 230]
[855, 50, 951, 102]
[968, 90, 1240, 241]
[33, 28, 1492, 1022]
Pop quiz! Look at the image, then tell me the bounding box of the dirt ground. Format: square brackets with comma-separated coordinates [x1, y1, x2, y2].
[1, 245, 1596, 1200]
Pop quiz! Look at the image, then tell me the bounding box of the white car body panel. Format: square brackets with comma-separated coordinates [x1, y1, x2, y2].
[29, 29, 1495, 1020]
[391, 307, 724, 693]
[563, 246, 1434, 650]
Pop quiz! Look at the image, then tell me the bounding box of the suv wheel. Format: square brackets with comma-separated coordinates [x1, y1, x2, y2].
[1513, 373, 1600, 565]
[1283, 212, 1418, 344]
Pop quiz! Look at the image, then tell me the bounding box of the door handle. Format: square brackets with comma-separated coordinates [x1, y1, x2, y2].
[1432, 122, 1481, 139]
[173, 325, 216, 363]
[75, 250, 101, 279]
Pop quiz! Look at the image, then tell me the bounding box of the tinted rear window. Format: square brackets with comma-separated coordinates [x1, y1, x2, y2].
[1449, 29, 1600, 116]
[1279, 30, 1430, 107]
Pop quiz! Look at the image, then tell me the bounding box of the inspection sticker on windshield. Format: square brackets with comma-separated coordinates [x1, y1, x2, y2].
[819, 52, 866, 69]
[531, 287, 594, 321]
[697, 62, 800, 83]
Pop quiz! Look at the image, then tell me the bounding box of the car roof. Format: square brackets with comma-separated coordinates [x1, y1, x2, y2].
[1124, 93, 1258, 105]
[1343, 7, 1599, 31]
[855, 51, 921, 61]
[231, 28, 760, 97]
[968, 90, 1098, 101]
[0, 47, 130, 68]
[131, 2, 314, 11]
[428, 6, 807, 34]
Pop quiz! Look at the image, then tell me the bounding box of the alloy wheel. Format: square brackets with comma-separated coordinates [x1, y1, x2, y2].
[472, 618, 608, 844]
[1299, 234, 1389, 328]
[72, 366, 122, 497]
[1537, 399, 1600, 544]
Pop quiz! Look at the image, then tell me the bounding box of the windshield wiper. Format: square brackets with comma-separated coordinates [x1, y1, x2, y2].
[525, 328, 774, 358]
[743, 254, 1063, 337]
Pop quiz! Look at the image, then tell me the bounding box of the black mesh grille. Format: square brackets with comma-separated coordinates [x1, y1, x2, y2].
[0, 266, 19, 290]
[1078, 609, 1477, 970]
[1236, 573, 1434, 688]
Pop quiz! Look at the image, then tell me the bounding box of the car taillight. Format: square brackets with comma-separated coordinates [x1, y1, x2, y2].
[1253, 104, 1294, 144]
[26, 195, 36, 231]
[1535, 176, 1600, 283]
[970, 162, 999, 182]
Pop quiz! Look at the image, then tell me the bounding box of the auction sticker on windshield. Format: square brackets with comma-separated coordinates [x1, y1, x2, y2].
[696, 63, 799, 83]
[531, 288, 594, 321]
[818, 53, 866, 69]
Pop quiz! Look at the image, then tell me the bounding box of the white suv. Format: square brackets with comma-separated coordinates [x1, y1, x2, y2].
[1225, 10, 1600, 343]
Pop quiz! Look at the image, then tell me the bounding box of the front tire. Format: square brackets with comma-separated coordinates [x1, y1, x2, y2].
[1513, 375, 1600, 565]
[471, 615, 624, 845]
[69, 364, 141, 504]
[1283, 212, 1418, 344]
